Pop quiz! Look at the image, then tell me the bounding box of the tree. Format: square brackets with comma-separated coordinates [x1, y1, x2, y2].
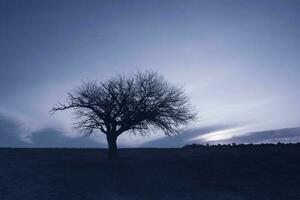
[51, 71, 197, 160]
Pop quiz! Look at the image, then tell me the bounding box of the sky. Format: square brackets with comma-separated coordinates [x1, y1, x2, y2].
[0, 0, 300, 147]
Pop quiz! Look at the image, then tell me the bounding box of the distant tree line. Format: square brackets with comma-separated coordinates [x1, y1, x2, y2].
[183, 142, 300, 149]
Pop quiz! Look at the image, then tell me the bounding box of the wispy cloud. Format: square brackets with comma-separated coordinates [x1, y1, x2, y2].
[192, 126, 248, 142]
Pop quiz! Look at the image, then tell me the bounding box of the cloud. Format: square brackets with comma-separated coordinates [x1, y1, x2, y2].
[143, 126, 300, 147]
[28, 128, 105, 148]
[0, 112, 105, 148]
[0, 113, 26, 147]
[214, 127, 300, 144]
[143, 124, 235, 147]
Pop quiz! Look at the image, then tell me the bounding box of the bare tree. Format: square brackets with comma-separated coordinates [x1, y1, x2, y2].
[51, 71, 197, 160]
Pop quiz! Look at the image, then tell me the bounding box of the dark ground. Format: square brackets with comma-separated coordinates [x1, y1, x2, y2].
[0, 145, 299, 200]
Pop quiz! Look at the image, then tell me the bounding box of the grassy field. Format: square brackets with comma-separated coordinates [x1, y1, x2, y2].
[0, 146, 299, 200]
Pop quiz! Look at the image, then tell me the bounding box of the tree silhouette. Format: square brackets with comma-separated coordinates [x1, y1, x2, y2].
[51, 71, 196, 159]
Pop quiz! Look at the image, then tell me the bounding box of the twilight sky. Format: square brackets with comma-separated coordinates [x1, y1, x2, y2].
[0, 0, 300, 147]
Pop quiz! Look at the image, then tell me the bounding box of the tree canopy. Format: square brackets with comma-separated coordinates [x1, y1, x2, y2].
[51, 71, 197, 159]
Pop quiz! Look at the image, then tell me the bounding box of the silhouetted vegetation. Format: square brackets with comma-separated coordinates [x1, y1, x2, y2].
[51, 71, 196, 159]
[183, 142, 300, 149]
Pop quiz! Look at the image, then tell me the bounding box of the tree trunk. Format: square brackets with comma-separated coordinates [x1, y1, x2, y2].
[106, 134, 118, 160]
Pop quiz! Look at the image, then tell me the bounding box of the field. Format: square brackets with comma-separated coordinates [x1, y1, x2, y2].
[0, 145, 299, 200]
